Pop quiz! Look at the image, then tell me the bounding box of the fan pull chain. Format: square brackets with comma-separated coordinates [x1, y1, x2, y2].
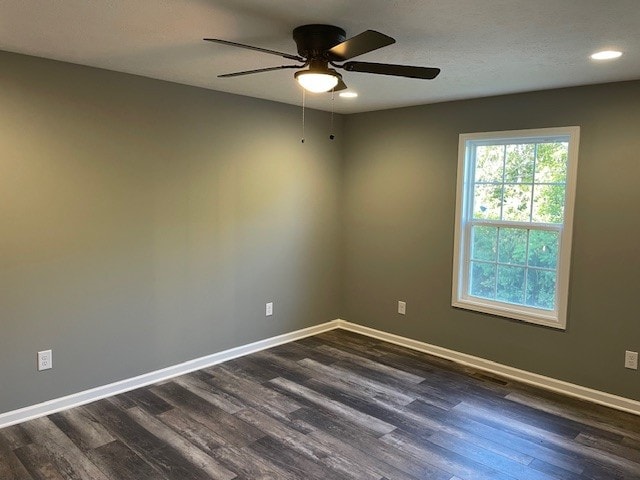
[329, 88, 335, 140]
[301, 88, 306, 143]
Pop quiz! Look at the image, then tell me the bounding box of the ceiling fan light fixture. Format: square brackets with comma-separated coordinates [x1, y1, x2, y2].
[295, 69, 340, 93]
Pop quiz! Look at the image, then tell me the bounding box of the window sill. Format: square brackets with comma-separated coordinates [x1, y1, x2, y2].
[452, 297, 566, 330]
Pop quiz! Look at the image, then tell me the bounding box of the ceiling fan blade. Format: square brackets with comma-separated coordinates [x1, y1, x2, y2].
[204, 38, 304, 62]
[343, 61, 441, 79]
[327, 30, 395, 61]
[218, 65, 302, 78]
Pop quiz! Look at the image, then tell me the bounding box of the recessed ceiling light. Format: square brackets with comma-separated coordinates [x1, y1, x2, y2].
[339, 91, 358, 98]
[590, 50, 623, 60]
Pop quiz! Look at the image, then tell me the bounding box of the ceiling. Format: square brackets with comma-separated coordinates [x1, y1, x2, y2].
[1, 0, 639, 114]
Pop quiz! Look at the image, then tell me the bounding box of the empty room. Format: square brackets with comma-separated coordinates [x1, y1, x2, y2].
[1, 1, 639, 479]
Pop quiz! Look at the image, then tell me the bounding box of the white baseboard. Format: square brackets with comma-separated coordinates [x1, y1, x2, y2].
[2, 318, 638, 429]
[336, 320, 640, 417]
[0, 320, 341, 429]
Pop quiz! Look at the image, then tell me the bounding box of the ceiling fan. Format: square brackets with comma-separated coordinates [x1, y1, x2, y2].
[204, 24, 440, 93]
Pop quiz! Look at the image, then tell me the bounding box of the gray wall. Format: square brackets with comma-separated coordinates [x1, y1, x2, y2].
[342, 81, 640, 401]
[2, 49, 639, 415]
[0, 51, 343, 413]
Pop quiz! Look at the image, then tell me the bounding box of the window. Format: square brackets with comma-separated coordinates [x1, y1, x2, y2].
[452, 127, 580, 329]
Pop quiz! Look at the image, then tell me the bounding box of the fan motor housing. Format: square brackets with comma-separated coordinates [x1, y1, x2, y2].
[293, 24, 346, 59]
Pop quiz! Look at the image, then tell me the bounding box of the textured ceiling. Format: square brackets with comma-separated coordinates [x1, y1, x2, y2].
[1, 0, 639, 113]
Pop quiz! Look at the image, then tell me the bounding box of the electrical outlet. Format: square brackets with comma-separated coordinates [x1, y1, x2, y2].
[625, 351, 638, 370]
[398, 301, 406, 315]
[266, 302, 273, 316]
[38, 350, 52, 371]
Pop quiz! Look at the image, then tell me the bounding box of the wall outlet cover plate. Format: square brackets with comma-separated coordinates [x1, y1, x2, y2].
[398, 301, 406, 315]
[624, 350, 638, 370]
[38, 350, 53, 371]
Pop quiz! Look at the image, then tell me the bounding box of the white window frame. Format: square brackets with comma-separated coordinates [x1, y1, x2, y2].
[452, 126, 580, 329]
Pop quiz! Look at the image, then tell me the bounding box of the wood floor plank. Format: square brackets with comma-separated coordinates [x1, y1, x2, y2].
[156, 407, 230, 454]
[452, 400, 640, 475]
[576, 432, 640, 465]
[248, 435, 343, 480]
[204, 366, 302, 414]
[334, 358, 460, 411]
[510, 384, 640, 438]
[424, 430, 561, 480]
[315, 330, 389, 358]
[293, 406, 450, 480]
[197, 368, 316, 433]
[253, 348, 327, 378]
[420, 415, 535, 466]
[20, 417, 109, 480]
[211, 445, 298, 480]
[622, 435, 640, 450]
[380, 428, 521, 480]
[267, 339, 339, 365]
[85, 440, 164, 480]
[316, 344, 425, 384]
[302, 426, 417, 480]
[233, 408, 328, 461]
[173, 374, 245, 414]
[0, 450, 33, 480]
[579, 458, 631, 480]
[442, 406, 587, 474]
[229, 354, 311, 384]
[507, 390, 640, 443]
[297, 357, 417, 407]
[109, 393, 137, 410]
[234, 406, 383, 480]
[268, 376, 396, 436]
[301, 376, 442, 442]
[526, 458, 586, 480]
[192, 368, 313, 435]
[13, 444, 69, 480]
[453, 399, 583, 440]
[150, 382, 264, 448]
[2, 329, 640, 479]
[121, 387, 173, 415]
[48, 408, 114, 452]
[376, 349, 512, 398]
[127, 406, 236, 480]
[0, 425, 32, 451]
[347, 334, 459, 371]
[84, 398, 215, 480]
[460, 389, 623, 444]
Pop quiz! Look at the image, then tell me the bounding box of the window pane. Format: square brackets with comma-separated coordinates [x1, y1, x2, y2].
[498, 228, 527, 265]
[496, 265, 525, 304]
[473, 184, 503, 220]
[472, 226, 498, 261]
[526, 269, 556, 310]
[532, 184, 565, 223]
[505, 143, 535, 183]
[502, 184, 532, 221]
[527, 230, 559, 268]
[475, 145, 504, 182]
[535, 142, 568, 183]
[470, 262, 496, 299]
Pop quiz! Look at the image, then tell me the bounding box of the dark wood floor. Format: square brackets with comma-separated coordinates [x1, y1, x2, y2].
[1, 330, 640, 479]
